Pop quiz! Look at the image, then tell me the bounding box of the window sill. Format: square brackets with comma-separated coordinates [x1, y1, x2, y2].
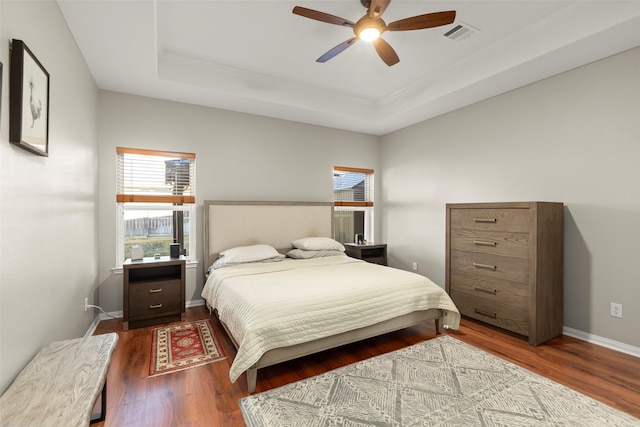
[111, 259, 199, 275]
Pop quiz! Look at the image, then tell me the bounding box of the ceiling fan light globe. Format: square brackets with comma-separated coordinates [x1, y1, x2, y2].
[360, 27, 380, 41]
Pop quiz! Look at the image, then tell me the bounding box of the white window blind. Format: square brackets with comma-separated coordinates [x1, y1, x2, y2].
[333, 166, 374, 207]
[116, 147, 195, 204]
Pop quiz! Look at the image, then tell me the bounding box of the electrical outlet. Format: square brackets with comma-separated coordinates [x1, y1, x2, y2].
[412, 262, 418, 271]
[610, 302, 623, 319]
[84, 297, 88, 312]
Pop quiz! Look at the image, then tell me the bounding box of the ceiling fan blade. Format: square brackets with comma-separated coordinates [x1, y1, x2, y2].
[368, 0, 391, 18]
[373, 37, 399, 66]
[386, 10, 456, 31]
[293, 6, 354, 27]
[317, 37, 358, 63]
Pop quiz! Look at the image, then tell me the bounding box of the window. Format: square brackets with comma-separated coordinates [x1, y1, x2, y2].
[333, 166, 374, 244]
[116, 147, 196, 265]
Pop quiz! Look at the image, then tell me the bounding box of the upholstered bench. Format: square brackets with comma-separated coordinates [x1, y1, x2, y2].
[0, 332, 118, 427]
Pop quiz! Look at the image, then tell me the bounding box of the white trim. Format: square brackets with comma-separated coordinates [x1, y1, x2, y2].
[98, 310, 123, 321]
[187, 299, 205, 308]
[84, 314, 102, 338]
[83, 308, 640, 361]
[116, 203, 197, 268]
[563, 326, 640, 359]
[334, 206, 375, 244]
[84, 298, 207, 336]
[116, 203, 124, 265]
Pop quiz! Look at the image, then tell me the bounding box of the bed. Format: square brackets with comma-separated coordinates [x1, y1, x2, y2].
[202, 201, 460, 392]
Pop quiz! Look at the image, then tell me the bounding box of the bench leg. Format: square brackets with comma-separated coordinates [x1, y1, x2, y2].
[90, 379, 107, 424]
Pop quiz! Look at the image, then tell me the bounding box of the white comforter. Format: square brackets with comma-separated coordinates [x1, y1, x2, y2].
[201, 255, 460, 383]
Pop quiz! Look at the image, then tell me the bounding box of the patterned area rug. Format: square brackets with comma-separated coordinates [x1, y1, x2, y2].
[149, 320, 226, 377]
[240, 335, 639, 426]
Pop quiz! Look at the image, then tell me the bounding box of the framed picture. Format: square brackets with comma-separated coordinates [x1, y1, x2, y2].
[0, 61, 3, 127]
[9, 39, 49, 157]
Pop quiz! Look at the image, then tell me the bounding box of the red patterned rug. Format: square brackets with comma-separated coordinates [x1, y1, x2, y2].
[149, 320, 226, 377]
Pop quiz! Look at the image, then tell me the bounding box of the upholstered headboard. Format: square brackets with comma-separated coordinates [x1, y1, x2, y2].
[203, 201, 334, 271]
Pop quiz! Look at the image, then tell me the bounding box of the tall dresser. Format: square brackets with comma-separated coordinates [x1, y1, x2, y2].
[445, 202, 563, 345]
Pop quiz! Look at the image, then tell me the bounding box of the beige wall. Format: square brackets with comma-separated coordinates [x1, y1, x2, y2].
[0, 1, 99, 393]
[97, 91, 381, 312]
[380, 47, 640, 349]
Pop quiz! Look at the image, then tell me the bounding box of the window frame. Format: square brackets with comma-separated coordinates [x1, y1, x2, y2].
[333, 166, 374, 244]
[116, 203, 196, 267]
[115, 147, 196, 267]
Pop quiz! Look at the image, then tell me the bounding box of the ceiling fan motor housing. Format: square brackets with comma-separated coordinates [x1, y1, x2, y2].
[354, 16, 386, 38]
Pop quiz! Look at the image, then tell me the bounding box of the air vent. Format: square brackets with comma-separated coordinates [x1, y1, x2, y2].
[443, 22, 479, 41]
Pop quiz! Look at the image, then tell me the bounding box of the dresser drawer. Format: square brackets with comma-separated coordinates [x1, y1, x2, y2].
[449, 270, 528, 309]
[450, 249, 529, 284]
[451, 290, 529, 336]
[128, 279, 182, 317]
[450, 208, 530, 233]
[449, 229, 529, 259]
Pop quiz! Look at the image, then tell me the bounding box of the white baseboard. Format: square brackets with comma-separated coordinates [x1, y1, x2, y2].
[84, 314, 102, 338]
[187, 299, 205, 308]
[83, 304, 638, 359]
[85, 299, 207, 336]
[563, 326, 640, 358]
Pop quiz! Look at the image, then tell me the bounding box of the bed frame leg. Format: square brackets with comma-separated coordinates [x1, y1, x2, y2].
[247, 368, 257, 393]
[435, 317, 442, 334]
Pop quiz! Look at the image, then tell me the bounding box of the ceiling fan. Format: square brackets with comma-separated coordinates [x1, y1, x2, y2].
[292, 0, 456, 66]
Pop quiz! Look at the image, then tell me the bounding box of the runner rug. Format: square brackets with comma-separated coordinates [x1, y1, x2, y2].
[149, 320, 226, 377]
[240, 335, 639, 426]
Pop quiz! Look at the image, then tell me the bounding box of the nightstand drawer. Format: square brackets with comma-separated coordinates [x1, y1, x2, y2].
[451, 290, 529, 336]
[450, 249, 529, 284]
[128, 279, 182, 317]
[450, 208, 529, 233]
[449, 271, 528, 309]
[449, 229, 529, 259]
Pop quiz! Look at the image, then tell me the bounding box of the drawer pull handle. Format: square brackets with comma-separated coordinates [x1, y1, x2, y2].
[474, 218, 497, 223]
[149, 304, 163, 309]
[474, 240, 497, 247]
[474, 308, 497, 319]
[473, 262, 497, 271]
[473, 285, 497, 295]
[149, 288, 163, 293]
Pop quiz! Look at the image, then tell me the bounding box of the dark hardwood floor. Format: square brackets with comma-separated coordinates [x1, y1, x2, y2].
[93, 305, 640, 426]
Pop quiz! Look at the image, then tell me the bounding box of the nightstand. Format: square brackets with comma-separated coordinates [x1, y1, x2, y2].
[122, 256, 186, 330]
[344, 243, 388, 266]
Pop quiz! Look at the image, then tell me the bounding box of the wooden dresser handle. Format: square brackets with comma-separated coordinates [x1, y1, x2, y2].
[149, 288, 163, 293]
[474, 308, 497, 319]
[473, 262, 497, 271]
[149, 304, 163, 309]
[474, 240, 497, 247]
[474, 218, 497, 223]
[474, 285, 497, 295]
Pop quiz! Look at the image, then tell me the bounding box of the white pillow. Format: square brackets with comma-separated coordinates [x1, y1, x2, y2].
[291, 237, 345, 252]
[286, 249, 346, 259]
[211, 244, 283, 270]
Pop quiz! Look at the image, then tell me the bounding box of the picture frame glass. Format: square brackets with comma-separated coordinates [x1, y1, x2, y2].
[20, 48, 48, 154]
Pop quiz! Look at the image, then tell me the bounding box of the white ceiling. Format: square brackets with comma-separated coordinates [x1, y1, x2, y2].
[57, 0, 640, 136]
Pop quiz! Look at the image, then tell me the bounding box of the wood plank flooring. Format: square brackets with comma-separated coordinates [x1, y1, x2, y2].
[93, 305, 640, 426]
